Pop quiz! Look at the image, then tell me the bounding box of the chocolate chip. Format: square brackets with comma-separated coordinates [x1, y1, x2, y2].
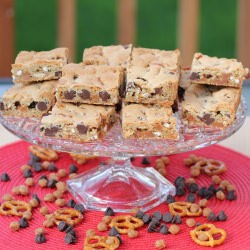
[165, 194, 175, 204]
[136, 210, 144, 219]
[64, 90, 76, 100]
[28, 101, 38, 109]
[39, 175, 48, 181]
[37, 102, 47, 111]
[204, 189, 214, 200]
[141, 157, 150, 165]
[44, 126, 59, 136]
[116, 235, 123, 244]
[23, 169, 33, 178]
[67, 229, 77, 237]
[136, 77, 147, 81]
[55, 71, 62, 77]
[151, 218, 160, 227]
[32, 162, 43, 172]
[123, 44, 130, 49]
[67, 199, 76, 208]
[226, 190, 237, 200]
[0, 102, 4, 110]
[147, 222, 158, 233]
[205, 74, 213, 78]
[47, 162, 58, 172]
[188, 183, 199, 193]
[208, 184, 217, 194]
[207, 211, 217, 222]
[14, 101, 20, 108]
[154, 87, 163, 94]
[74, 204, 85, 214]
[178, 86, 185, 101]
[176, 188, 186, 197]
[172, 100, 178, 113]
[199, 113, 215, 125]
[64, 233, 77, 244]
[73, 74, 79, 80]
[65, 225, 74, 233]
[159, 224, 168, 234]
[142, 213, 151, 224]
[76, 124, 88, 134]
[162, 212, 173, 223]
[130, 157, 135, 162]
[69, 164, 78, 174]
[197, 186, 206, 198]
[35, 233, 46, 244]
[196, 222, 202, 227]
[190, 72, 200, 80]
[174, 176, 185, 186]
[109, 226, 119, 236]
[32, 194, 41, 204]
[79, 89, 90, 100]
[1, 173, 10, 182]
[152, 211, 162, 221]
[99, 91, 110, 101]
[172, 215, 182, 224]
[19, 217, 29, 228]
[186, 193, 196, 203]
[217, 210, 227, 221]
[105, 207, 115, 216]
[29, 152, 41, 162]
[47, 179, 57, 188]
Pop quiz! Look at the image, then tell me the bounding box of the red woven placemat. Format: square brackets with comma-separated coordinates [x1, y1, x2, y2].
[0, 141, 250, 249]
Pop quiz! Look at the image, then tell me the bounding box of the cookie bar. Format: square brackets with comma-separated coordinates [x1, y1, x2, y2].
[82, 44, 132, 71]
[190, 53, 249, 88]
[0, 80, 57, 118]
[11, 48, 69, 84]
[56, 64, 123, 105]
[122, 103, 178, 139]
[125, 48, 181, 106]
[181, 84, 241, 128]
[40, 102, 116, 142]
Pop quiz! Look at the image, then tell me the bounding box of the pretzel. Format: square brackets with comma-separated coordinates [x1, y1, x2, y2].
[190, 223, 227, 247]
[168, 201, 202, 217]
[29, 145, 59, 161]
[109, 215, 144, 234]
[194, 159, 226, 176]
[84, 235, 120, 250]
[0, 200, 32, 217]
[53, 208, 83, 226]
[69, 153, 97, 165]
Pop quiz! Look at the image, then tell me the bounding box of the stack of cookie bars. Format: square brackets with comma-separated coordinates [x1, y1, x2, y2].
[1, 47, 248, 142]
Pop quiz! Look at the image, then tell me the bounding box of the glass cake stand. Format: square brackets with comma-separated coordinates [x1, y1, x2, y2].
[0, 98, 247, 212]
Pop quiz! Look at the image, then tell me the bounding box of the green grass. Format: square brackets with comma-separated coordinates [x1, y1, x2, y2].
[14, 0, 237, 61]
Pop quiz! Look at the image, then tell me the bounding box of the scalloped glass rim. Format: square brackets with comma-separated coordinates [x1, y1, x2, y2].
[0, 98, 247, 157]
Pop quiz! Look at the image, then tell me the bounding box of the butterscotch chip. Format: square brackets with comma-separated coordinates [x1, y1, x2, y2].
[2, 193, 13, 201]
[127, 229, 139, 238]
[216, 190, 226, 200]
[25, 177, 35, 187]
[211, 175, 221, 185]
[56, 181, 67, 193]
[10, 221, 20, 231]
[161, 156, 170, 165]
[44, 193, 55, 202]
[29, 198, 39, 208]
[197, 233, 209, 241]
[102, 215, 113, 224]
[40, 206, 49, 215]
[203, 207, 212, 217]
[155, 239, 166, 249]
[41, 161, 50, 169]
[190, 167, 200, 177]
[97, 222, 108, 232]
[69, 173, 77, 179]
[58, 169, 67, 178]
[199, 199, 208, 208]
[23, 211, 33, 220]
[53, 190, 63, 199]
[38, 178, 48, 187]
[35, 227, 45, 235]
[155, 161, 165, 169]
[20, 164, 31, 172]
[190, 204, 200, 213]
[86, 229, 96, 237]
[186, 218, 196, 227]
[55, 198, 66, 207]
[168, 224, 180, 234]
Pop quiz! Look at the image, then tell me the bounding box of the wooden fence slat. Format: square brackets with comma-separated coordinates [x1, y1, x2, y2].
[178, 0, 199, 67]
[117, 0, 136, 45]
[0, 0, 14, 77]
[57, 0, 76, 62]
[237, 0, 250, 68]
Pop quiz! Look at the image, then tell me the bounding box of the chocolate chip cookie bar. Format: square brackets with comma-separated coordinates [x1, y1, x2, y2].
[190, 53, 249, 88]
[11, 48, 69, 84]
[56, 64, 123, 105]
[82, 44, 132, 71]
[181, 83, 241, 128]
[122, 103, 178, 139]
[125, 48, 181, 106]
[40, 102, 116, 142]
[0, 80, 57, 117]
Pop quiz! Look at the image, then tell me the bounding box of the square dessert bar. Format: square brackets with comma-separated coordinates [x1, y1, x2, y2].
[125, 48, 181, 106]
[181, 83, 241, 128]
[190, 53, 249, 88]
[40, 102, 116, 142]
[11, 48, 69, 84]
[122, 103, 178, 140]
[82, 44, 132, 70]
[0, 80, 57, 118]
[56, 64, 123, 105]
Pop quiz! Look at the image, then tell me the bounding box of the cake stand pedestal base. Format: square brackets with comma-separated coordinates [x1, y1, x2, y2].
[67, 157, 176, 212]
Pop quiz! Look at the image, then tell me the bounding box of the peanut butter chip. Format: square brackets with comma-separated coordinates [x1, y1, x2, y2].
[10, 222, 20, 231]
[190, 204, 200, 213]
[155, 239, 166, 249]
[198, 233, 209, 241]
[44, 193, 55, 202]
[199, 199, 208, 208]
[97, 222, 108, 232]
[102, 215, 113, 224]
[23, 211, 33, 220]
[40, 206, 49, 215]
[35, 227, 45, 235]
[203, 207, 212, 217]
[216, 191, 225, 200]
[86, 229, 96, 237]
[2, 193, 13, 201]
[29, 198, 39, 208]
[55, 198, 66, 207]
[25, 177, 35, 186]
[186, 218, 196, 227]
[168, 224, 180, 235]
[127, 229, 139, 238]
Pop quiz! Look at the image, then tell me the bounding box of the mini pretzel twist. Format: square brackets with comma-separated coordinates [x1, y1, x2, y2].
[0, 200, 32, 217]
[29, 145, 59, 161]
[84, 235, 120, 250]
[190, 223, 227, 247]
[194, 159, 226, 176]
[109, 215, 144, 234]
[53, 208, 83, 226]
[168, 201, 202, 217]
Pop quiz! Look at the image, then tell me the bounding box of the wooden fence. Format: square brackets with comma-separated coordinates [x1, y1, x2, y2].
[1, 0, 250, 76]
